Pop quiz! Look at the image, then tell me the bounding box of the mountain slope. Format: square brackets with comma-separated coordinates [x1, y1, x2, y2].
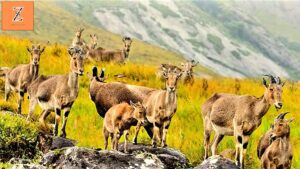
[0, 1, 215, 77]
[56, 0, 300, 79]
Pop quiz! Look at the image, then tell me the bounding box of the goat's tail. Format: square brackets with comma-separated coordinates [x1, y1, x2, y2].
[0, 67, 10, 77]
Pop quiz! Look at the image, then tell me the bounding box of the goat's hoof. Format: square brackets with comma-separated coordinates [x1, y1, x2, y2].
[132, 141, 137, 145]
[151, 144, 157, 148]
[162, 144, 167, 148]
[60, 133, 66, 138]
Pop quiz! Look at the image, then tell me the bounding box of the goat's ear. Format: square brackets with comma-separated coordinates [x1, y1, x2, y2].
[90, 34, 93, 38]
[163, 71, 168, 79]
[130, 100, 135, 107]
[270, 124, 274, 129]
[192, 61, 199, 67]
[286, 118, 294, 123]
[263, 78, 268, 88]
[68, 47, 75, 56]
[26, 46, 32, 53]
[40, 46, 46, 54]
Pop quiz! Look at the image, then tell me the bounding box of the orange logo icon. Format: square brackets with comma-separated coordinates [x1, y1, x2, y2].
[2, 1, 34, 31]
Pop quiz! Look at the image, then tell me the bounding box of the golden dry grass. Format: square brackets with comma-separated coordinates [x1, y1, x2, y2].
[0, 35, 299, 168]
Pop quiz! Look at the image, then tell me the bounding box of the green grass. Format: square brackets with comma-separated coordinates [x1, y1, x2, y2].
[0, 36, 299, 168]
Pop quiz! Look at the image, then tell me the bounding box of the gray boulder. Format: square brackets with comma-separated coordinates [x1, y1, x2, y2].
[41, 143, 190, 169]
[195, 155, 239, 169]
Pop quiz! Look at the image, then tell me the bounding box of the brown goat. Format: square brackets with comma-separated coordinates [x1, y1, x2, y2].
[27, 46, 86, 137]
[0, 44, 45, 114]
[260, 112, 293, 169]
[87, 36, 132, 63]
[103, 101, 146, 153]
[89, 67, 155, 138]
[202, 75, 284, 169]
[156, 63, 180, 80]
[181, 60, 198, 85]
[71, 28, 85, 47]
[257, 112, 289, 159]
[133, 67, 182, 147]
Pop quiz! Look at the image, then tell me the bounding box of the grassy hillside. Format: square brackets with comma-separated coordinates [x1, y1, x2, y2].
[0, 36, 299, 168]
[0, 1, 215, 77]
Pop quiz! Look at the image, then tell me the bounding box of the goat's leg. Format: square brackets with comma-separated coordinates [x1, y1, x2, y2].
[53, 108, 61, 136]
[39, 110, 51, 128]
[4, 80, 11, 101]
[152, 124, 160, 148]
[204, 117, 212, 159]
[211, 133, 224, 156]
[162, 121, 171, 148]
[27, 98, 38, 121]
[103, 128, 109, 150]
[235, 134, 244, 168]
[17, 91, 24, 114]
[60, 109, 70, 138]
[132, 122, 141, 144]
[124, 130, 129, 153]
[240, 136, 249, 169]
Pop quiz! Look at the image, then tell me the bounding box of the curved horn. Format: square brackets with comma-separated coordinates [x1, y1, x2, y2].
[276, 76, 281, 84]
[263, 74, 276, 84]
[276, 112, 289, 120]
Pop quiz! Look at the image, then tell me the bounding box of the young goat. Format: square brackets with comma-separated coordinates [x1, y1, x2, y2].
[71, 28, 85, 47]
[133, 67, 182, 147]
[202, 75, 284, 169]
[181, 60, 198, 85]
[257, 112, 289, 159]
[103, 101, 146, 153]
[87, 36, 132, 63]
[259, 112, 293, 169]
[27, 46, 86, 137]
[0, 44, 45, 114]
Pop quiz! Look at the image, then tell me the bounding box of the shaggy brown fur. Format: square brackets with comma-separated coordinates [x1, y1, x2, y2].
[87, 36, 132, 63]
[133, 67, 182, 147]
[27, 46, 86, 137]
[0, 44, 45, 114]
[260, 112, 293, 169]
[103, 101, 146, 153]
[202, 75, 284, 169]
[89, 67, 155, 138]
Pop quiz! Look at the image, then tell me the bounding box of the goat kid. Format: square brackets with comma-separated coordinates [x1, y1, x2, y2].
[260, 112, 293, 169]
[103, 101, 146, 153]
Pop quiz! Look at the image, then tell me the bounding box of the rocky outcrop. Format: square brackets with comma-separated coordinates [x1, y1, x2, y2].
[41, 143, 189, 169]
[195, 155, 239, 169]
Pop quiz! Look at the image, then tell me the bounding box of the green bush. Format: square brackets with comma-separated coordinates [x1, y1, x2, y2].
[0, 113, 39, 161]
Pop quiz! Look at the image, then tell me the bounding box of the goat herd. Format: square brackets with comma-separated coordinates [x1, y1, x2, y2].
[0, 28, 294, 169]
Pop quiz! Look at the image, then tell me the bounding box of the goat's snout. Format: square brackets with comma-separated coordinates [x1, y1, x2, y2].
[168, 86, 175, 92]
[275, 102, 283, 109]
[79, 69, 84, 76]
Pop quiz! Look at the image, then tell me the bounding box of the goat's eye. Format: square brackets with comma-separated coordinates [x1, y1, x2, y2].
[269, 88, 274, 91]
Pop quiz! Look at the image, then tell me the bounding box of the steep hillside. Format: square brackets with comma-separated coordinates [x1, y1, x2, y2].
[57, 0, 300, 79]
[0, 1, 215, 77]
